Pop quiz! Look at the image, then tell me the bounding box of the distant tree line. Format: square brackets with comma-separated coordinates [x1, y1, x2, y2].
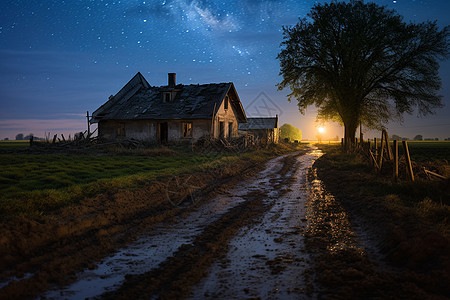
[389, 134, 441, 141]
[14, 133, 43, 141]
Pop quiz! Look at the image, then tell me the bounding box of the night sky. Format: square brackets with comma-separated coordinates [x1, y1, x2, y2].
[1, 0, 449, 140]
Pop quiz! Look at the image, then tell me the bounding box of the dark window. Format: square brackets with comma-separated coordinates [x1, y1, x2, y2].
[228, 122, 233, 138]
[183, 122, 192, 138]
[224, 96, 229, 110]
[219, 121, 225, 138]
[163, 92, 171, 103]
[159, 122, 168, 144]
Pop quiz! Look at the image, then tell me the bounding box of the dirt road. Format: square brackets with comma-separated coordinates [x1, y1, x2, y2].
[39, 146, 334, 299]
[3, 145, 447, 299]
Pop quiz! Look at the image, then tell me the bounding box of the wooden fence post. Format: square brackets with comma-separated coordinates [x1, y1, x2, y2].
[382, 129, 392, 160]
[393, 140, 398, 181]
[378, 132, 385, 169]
[374, 137, 378, 161]
[402, 141, 414, 181]
[86, 111, 91, 137]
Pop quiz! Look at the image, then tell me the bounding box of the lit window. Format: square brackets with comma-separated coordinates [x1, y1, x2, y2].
[183, 122, 192, 138]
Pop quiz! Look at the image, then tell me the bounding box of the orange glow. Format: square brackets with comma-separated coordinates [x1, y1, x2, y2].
[318, 126, 325, 134]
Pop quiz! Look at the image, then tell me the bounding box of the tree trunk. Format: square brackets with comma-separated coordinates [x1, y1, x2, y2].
[343, 122, 358, 152]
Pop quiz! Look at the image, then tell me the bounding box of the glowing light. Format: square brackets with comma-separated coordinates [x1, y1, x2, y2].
[318, 127, 325, 134]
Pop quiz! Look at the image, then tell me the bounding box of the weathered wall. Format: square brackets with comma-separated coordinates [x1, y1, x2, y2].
[192, 119, 212, 140]
[241, 128, 279, 144]
[213, 94, 239, 139]
[98, 120, 158, 142]
[98, 119, 212, 143]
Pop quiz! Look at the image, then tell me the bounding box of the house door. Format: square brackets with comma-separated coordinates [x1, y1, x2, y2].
[219, 121, 225, 139]
[159, 122, 168, 144]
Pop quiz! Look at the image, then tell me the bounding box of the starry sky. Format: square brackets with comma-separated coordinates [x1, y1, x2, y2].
[1, 0, 449, 140]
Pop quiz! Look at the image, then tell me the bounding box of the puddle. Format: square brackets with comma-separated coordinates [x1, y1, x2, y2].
[0, 273, 33, 290]
[40, 153, 292, 299]
[305, 164, 364, 255]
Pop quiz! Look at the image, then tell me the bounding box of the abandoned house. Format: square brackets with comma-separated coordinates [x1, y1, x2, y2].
[91, 72, 247, 143]
[238, 116, 279, 144]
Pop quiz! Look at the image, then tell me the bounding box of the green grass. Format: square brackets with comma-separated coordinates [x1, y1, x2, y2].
[0, 143, 304, 218]
[396, 141, 450, 162]
[0, 140, 30, 150]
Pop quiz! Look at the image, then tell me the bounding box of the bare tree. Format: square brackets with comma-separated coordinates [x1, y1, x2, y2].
[277, 0, 449, 151]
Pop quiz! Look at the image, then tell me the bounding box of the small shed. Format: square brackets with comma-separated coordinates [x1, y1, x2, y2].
[238, 116, 279, 144]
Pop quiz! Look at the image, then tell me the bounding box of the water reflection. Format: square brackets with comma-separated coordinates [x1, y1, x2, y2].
[305, 167, 364, 255]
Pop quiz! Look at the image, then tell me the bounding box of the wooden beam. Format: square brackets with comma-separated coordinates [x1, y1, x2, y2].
[393, 140, 398, 181]
[382, 129, 392, 160]
[423, 168, 447, 180]
[210, 103, 217, 138]
[374, 137, 378, 161]
[369, 150, 380, 171]
[378, 132, 385, 169]
[402, 141, 414, 181]
[86, 111, 91, 137]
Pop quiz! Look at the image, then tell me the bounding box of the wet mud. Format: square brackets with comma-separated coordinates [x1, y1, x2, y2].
[98, 151, 312, 299]
[189, 150, 320, 299]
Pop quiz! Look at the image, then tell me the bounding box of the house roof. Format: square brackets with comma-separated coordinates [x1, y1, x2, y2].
[91, 72, 246, 123]
[238, 117, 279, 130]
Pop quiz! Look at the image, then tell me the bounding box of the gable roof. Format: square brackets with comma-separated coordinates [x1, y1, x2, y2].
[91, 73, 246, 123]
[238, 117, 278, 130]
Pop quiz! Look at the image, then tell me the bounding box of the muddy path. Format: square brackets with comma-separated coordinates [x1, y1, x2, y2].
[37, 147, 329, 299]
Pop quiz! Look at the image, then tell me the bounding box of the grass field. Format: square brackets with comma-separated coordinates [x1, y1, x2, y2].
[0, 141, 303, 218]
[396, 140, 450, 162]
[0, 140, 30, 150]
[317, 143, 449, 204]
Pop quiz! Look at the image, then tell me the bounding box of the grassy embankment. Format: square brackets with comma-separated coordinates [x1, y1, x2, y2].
[313, 141, 450, 298]
[317, 141, 449, 217]
[0, 141, 305, 218]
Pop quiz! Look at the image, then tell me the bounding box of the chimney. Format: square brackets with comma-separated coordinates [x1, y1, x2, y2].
[168, 73, 176, 87]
